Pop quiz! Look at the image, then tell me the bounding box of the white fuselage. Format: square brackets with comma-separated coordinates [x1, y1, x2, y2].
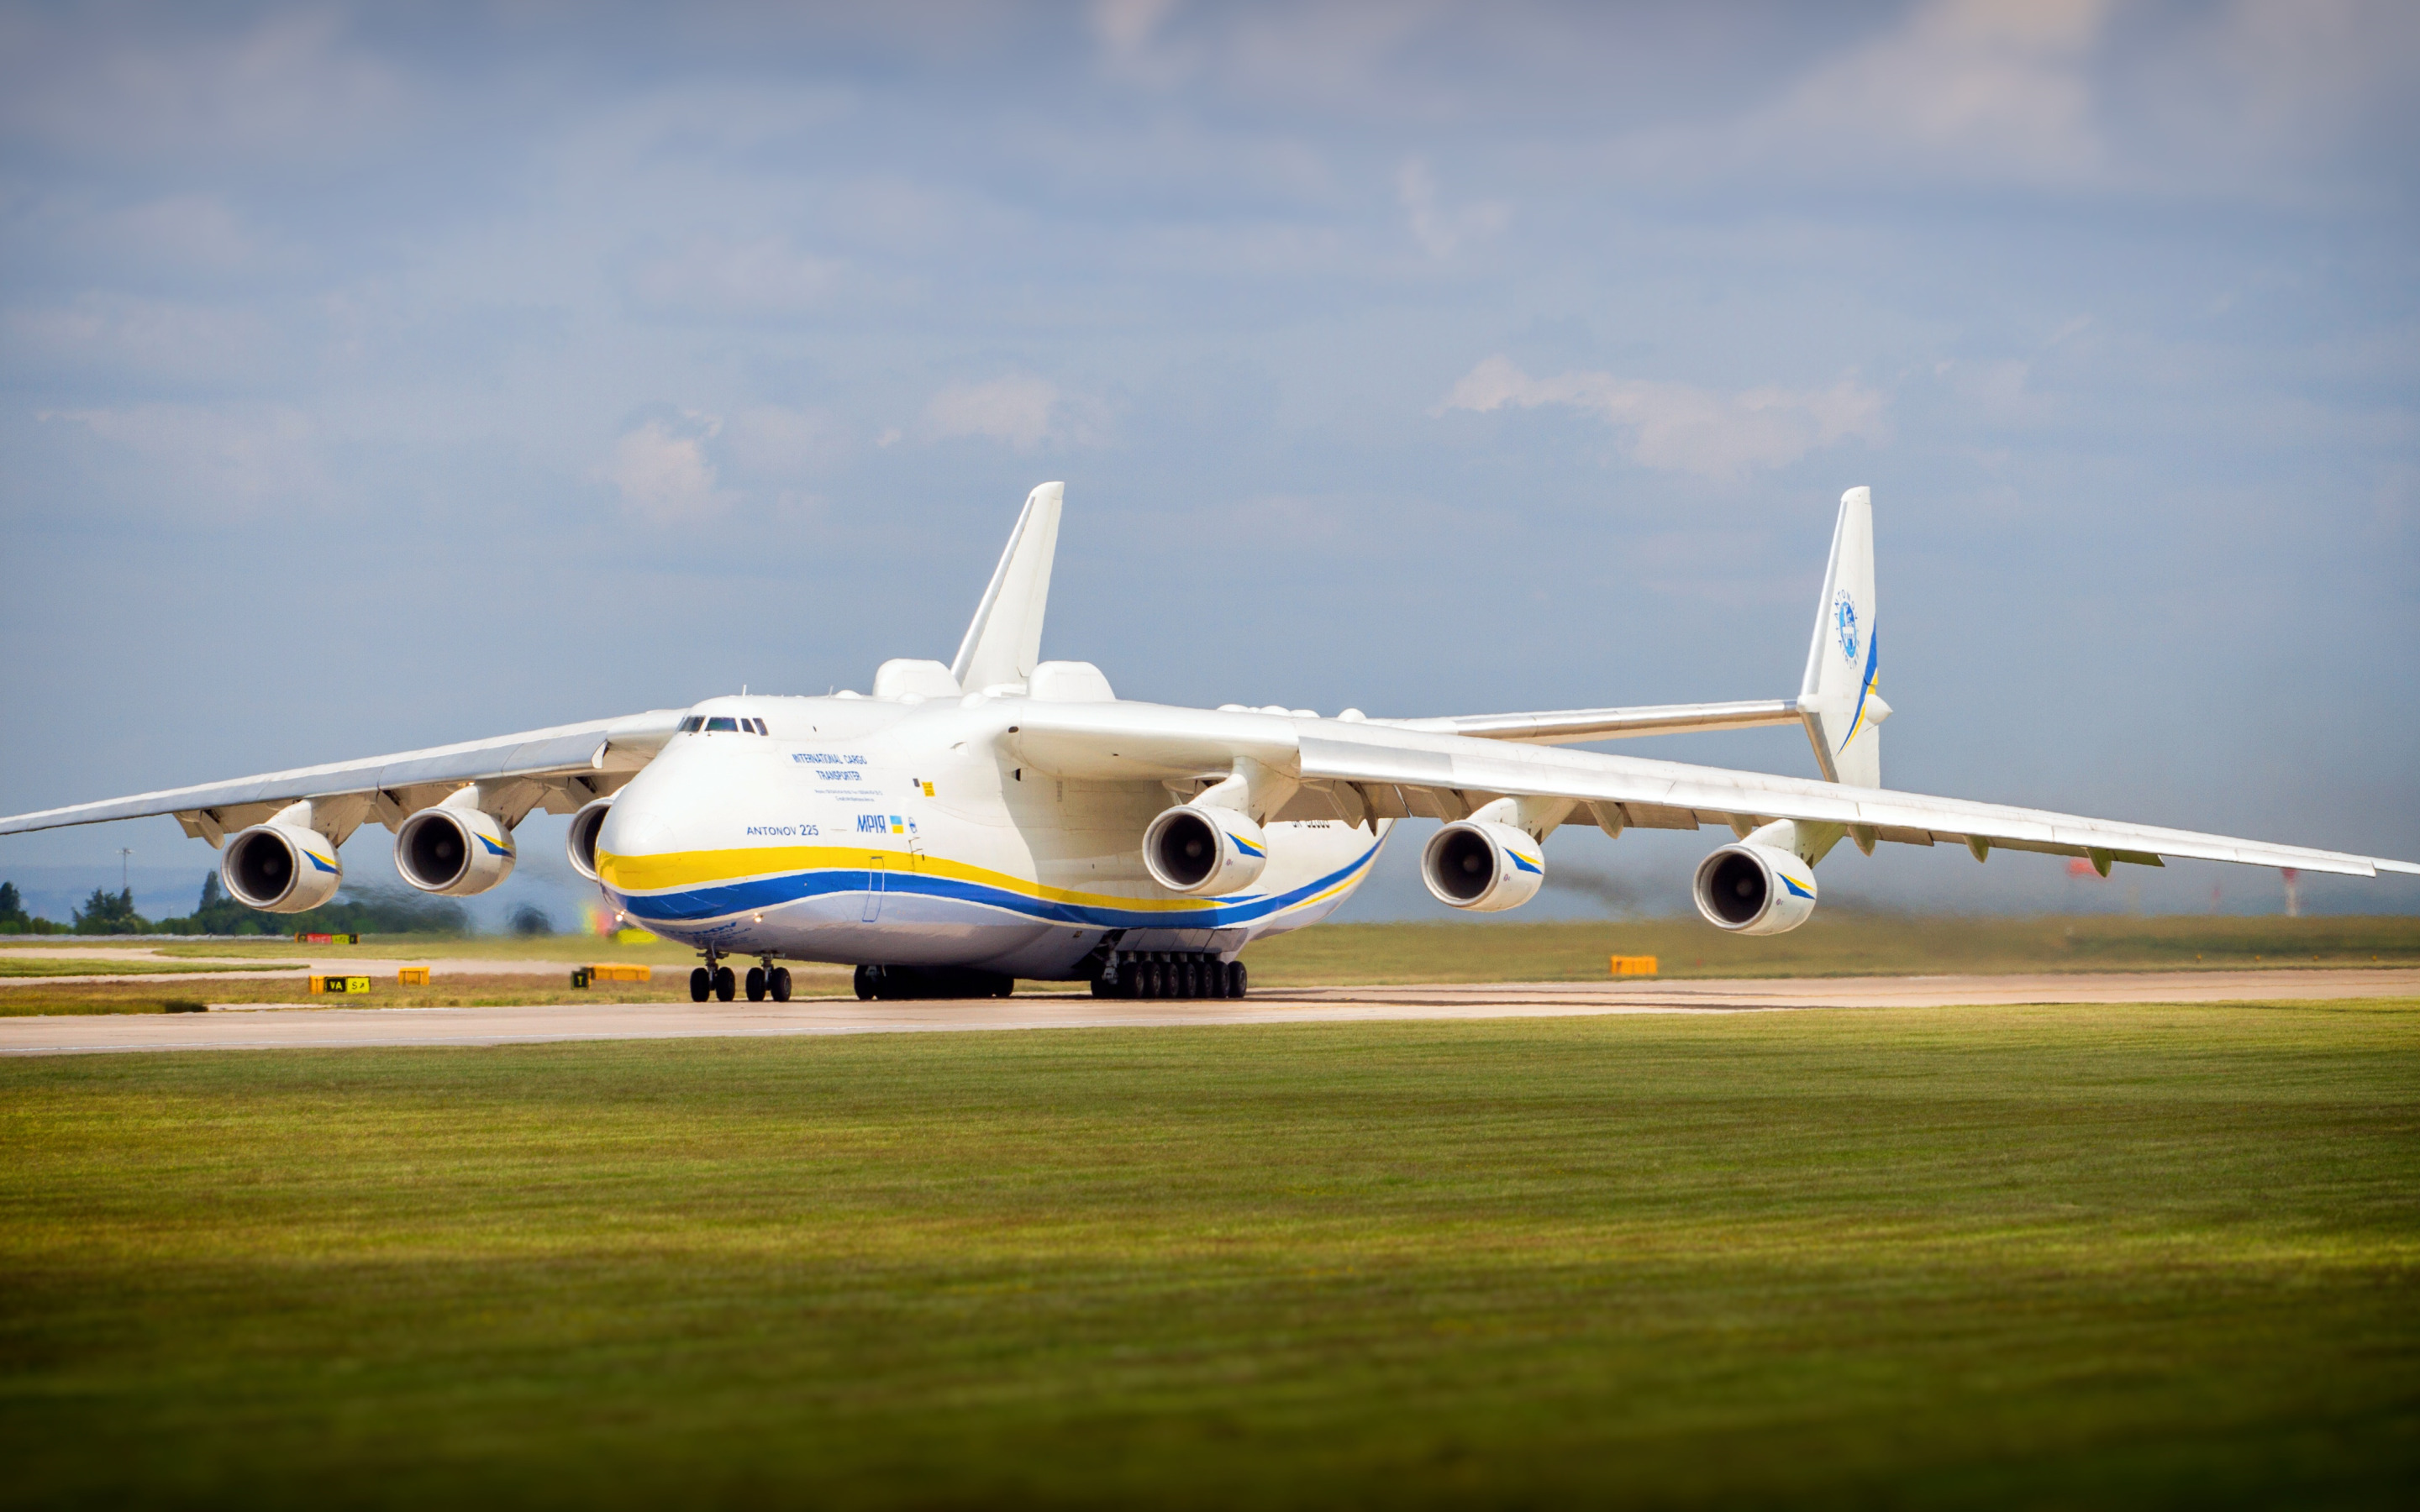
[593, 693, 1386, 978]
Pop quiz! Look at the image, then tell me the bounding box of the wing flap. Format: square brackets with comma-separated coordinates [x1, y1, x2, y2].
[1384, 699, 1801, 746]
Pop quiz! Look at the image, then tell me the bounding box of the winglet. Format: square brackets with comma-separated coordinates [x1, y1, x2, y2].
[1799, 486, 1886, 788]
[951, 482, 1064, 694]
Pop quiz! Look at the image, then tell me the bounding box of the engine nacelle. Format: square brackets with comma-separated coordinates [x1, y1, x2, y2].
[1420, 820, 1545, 912]
[395, 795, 517, 897]
[221, 822, 345, 913]
[566, 796, 614, 882]
[1142, 806, 1270, 896]
[1693, 842, 1818, 935]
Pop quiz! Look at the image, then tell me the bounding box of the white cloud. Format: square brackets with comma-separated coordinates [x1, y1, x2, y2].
[37, 404, 327, 517]
[2, 10, 408, 161]
[923, 375, 1093, 451]
[724, 406, 849, 481]
[600, 413, 728, 523]
[627, 235, 843, 318]
[1437, 357, 1890, 481]
[1092, 0, 1186, 58]
[1395, 158, 1508, 259]
[7, 293, 282, 383]
[1616, 0, 2112, 188]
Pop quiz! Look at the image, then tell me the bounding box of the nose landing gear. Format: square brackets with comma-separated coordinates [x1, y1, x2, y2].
[744, 959, 793, 1002]
[691, 950, 739, 1002]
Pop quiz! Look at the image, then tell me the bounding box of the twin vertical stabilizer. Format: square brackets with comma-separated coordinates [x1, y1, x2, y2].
[951, 481, 1064, 695]
[1798, 486, 1888, 788]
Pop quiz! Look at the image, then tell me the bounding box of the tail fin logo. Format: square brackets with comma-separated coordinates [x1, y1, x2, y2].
[1833, 591, 1860, 664]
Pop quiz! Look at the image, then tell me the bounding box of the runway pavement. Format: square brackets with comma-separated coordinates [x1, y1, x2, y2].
[3, 969, 2412, 1057]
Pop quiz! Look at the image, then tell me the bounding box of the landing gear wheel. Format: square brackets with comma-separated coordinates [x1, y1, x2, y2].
[689, 967, 711, 1003]
[1206, 961, 1228, 999]
[853, 965, 875, 1001]
[1181, 961, 1202, 997]
[1227, 961, 1247, 998]
[713, 965, 737, 1002]
[996, 979, 1015, 999]
[1091, 977, 1110, 998]
[745, 966, 767, 1002]
[770, 967, 792, 1002]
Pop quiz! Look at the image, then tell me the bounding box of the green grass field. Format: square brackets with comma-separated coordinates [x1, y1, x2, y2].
[1242, 913, 2420, 984]
[0, 957, 269, 979]
[4, 1000, 2414, 1506]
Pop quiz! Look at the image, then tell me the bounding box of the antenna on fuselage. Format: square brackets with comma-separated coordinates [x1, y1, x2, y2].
[951, 481, 1064, 695]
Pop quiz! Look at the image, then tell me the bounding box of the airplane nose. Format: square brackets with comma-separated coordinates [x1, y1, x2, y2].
[597, 782, 680, 863]
[592, 764, 702, 898]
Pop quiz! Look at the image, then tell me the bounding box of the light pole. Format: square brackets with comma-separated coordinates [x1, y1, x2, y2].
[118, 848, 132, 895]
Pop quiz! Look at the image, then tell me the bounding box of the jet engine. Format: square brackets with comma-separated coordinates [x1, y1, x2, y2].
[1692, 842, 1818, 935]
[566, 796, 613, 882]
[1420, 820, 1545, 912]
[1142, 806, 1269, 895]
[395, 794, 518, 896]
[220, 822, 345, 913]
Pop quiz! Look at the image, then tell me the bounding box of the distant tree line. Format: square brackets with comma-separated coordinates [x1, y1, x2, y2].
[0, 874, 496, 936]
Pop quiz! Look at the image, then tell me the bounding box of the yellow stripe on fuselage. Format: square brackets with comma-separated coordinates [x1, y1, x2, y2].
[595, 843, 1370, 916]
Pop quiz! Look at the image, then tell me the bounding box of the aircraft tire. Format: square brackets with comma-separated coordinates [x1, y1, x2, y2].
[745, 966, 767, 1001]
[770, 967, 792, 1002]
[689, 967, 711, 1003]
[1206, 962, 1228, 999]
[854, 965, 875, 1001]
[1228, 961, 1247, 998]
[1181, 961, 1200, 997]
[714, 965, 737, 1001]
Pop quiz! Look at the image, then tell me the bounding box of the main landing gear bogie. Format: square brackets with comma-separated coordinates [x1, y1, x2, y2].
[1092, 952, 1244, 1000]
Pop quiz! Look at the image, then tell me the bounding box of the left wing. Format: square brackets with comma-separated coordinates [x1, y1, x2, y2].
[0, 709, 686, 846]
[1007, 701, 2419, 879]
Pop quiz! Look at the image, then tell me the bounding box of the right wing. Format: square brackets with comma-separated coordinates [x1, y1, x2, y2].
[0, 709, 687, 846]
[1005, 701, 2420, 880]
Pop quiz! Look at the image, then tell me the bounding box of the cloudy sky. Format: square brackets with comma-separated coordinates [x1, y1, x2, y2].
[3, 0, 2415, 925]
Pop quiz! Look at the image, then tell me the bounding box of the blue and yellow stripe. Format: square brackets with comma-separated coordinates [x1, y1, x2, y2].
[599, 839, 1383, 932]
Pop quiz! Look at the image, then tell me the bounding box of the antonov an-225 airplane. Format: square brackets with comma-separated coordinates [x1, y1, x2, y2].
[5, 484, 2412, 1003]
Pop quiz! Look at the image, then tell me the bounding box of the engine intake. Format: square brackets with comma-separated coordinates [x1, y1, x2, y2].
[566, 796, 614, 882]
[220, 822, 344, 913]
[1142, 806, 1269, 896]
[395, 795, 518, 897]
[1692, 842, 1818, 935]
[1420, 820, 1545, 912]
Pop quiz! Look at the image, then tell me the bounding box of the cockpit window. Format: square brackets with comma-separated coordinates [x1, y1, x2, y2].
[705, 717, 739, 732]
[678, 716, 704, 732]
